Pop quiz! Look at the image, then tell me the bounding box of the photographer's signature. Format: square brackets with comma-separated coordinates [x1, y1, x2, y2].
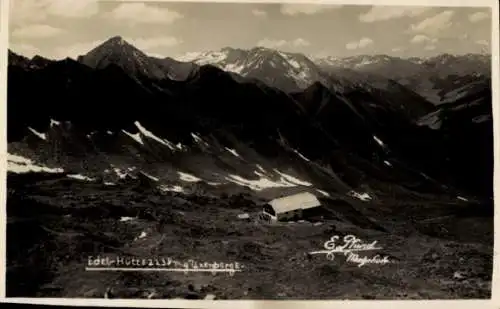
[309, 234, 393, 267]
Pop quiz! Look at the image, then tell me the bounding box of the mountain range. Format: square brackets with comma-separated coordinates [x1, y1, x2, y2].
[178, 46, 491, 105]
[7, 35, 493, 199]
[315, 53, 490, 104]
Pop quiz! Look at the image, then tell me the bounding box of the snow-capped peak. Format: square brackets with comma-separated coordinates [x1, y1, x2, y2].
[175, 47, 330, 90]
[314, 54, 401, 70]
[311, 55, 340, 66]
[177, 50, 229, 65]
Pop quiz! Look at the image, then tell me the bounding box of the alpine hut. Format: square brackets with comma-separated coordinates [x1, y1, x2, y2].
[262, 191, 322, 222]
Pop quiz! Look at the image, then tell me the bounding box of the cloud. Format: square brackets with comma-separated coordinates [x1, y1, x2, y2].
[147, 52, 168, 58]
[257, 38, 287, 48]
[424, 45, 436, 51]
[345, 37, 374, 50]
[280, 4, 342, 16]
[53, 40, 104, 59]
[43, 0, 99, 18]
[476, 40, 491, 52]
[476, 40, 489, 46]
[127, 36, 183, 50]
[11, 24, 65, 39]
[409, 10, 455, 35]
[312, 51, 332, 59]
[9, 43, 42, 58]
[410, 34, 438, 44]
[257, 38, 311, 49]
[468, 11, 489, 23]
[10, 0, 98, 25]
[107, 3, 183, 24]
[10, 1, 49, 25]
[359, 6, 431, 22]
[391, 47, 405, 52]
[252, 9, 267, 17]
[292, 38, 311, 47]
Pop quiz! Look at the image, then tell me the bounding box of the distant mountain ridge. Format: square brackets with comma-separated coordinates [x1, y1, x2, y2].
[177, 46, 336, 93]
[314, 53, 490, 104]
[313, 53, 490, 71]
[8, 36, 489, 134]
[69, 37, 436, 119]
[7, 35, 493, 198]
[9, 37, 490, 107]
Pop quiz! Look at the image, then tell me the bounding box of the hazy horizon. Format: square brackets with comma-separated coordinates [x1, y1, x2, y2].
[9, 1, 492, 60]
[9, 36, 492, 62]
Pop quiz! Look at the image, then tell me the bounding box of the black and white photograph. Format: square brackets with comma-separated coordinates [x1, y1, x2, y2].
[3, 0, 497, 302]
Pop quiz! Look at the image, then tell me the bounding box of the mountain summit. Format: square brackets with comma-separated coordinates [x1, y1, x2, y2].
[77, 36, 169, 80]
[76, 36, 196, 81]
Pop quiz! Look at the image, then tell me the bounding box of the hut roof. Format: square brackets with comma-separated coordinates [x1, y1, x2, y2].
[268, 192, 321, 214]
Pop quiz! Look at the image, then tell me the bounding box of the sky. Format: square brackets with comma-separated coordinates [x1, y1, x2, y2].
[8, 1, 493, 60]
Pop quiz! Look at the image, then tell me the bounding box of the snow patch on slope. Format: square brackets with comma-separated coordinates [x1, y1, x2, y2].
[8, 153, 64, 174]
[226, 174, 294, 191]
[28, 127, 47, 140]
[348, 190, 372, 202]
[191, 133, 210, 147]
[159, 185, 185, 193]
[112, 166, 137, 179]
[122, 130, 144, 145]
[226, 168, 312, 191]
[373, 135, 385, 147]
[277, 51, 314, 87]
[224, 63, 246, 74]
[67, 174, 95, 181]
[50, 119, 60, 127]
[136, 231, 147, 240]
[179, 51, 228, 65]
[140, 171, 159, 182]
[178, 172, 202, 183]
[274, 169, 313, 186]
[135, 121, 176, 150]
[225, 147, 241, 158]
[316, 189, 331, 197]
[292, 149, 310, 162]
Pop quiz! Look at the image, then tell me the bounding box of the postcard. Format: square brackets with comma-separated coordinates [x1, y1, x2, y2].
[1, 0, 498, 307]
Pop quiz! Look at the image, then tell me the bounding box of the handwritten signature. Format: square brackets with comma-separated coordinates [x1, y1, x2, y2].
[309, 235, 392, 267]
